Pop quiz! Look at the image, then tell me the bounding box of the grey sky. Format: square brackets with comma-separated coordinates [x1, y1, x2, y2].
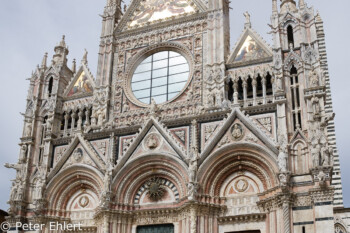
[0, 0, 349, 211]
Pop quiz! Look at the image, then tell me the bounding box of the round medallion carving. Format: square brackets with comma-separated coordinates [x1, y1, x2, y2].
[235, 179, 248, 192]
[73, 148, 83, 162]
[144, 133, 161, 150]
[231, 123, 244, 141]
[146, 177, 165, 201]
[79, 196, 89, 208]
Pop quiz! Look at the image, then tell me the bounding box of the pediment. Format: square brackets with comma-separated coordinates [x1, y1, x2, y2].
[115, 116, 188, 172]
[129, 126, 180, 160]
[48, 134, 106, 181]
[199, 107, 278, 164]
[116, 0, 207, 32]
[63, 64, 95, 99]
[228, 28, 273, 65]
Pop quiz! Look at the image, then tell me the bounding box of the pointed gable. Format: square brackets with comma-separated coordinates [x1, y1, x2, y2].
[115, 116, 188, 171]
[117, 0, 206, 32]
[199, 107, 278, 165]
[228, 27, 273, 65]
[48, 134, 106, 181]
[63, 63, 95, 99]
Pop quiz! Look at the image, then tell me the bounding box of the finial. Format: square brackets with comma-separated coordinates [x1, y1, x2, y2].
[41, 52, 48, 69]
[243, 11, 251, 29]
[82, 49, 88, 65]
[72, 59, 76, 73]
[59, 35, 66, 47]
[299, 0, 305, 9]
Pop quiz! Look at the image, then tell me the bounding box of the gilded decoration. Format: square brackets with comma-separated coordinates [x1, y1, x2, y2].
[67, 72, 93, 97]
[129, 0, 196, 27]
[234, 35, 269, 62]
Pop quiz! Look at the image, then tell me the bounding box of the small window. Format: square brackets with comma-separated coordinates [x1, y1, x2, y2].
[48, 77, 54, 97]
[287, 25, 295, 48]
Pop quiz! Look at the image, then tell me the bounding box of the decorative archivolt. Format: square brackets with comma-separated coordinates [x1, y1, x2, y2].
[45, 166, 103, 214]
[112, 155, 188, 205]
[198, 148, 279, 196]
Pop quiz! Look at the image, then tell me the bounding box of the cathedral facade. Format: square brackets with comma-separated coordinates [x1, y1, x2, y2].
[5, 0, 350, 232]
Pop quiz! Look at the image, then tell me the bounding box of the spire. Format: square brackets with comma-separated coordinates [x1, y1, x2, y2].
[41, 52, 48, 69]
[81, 49, 88, 65]
[71, 59, 76, 73]
[315, 10, 323, 22]
[53, 35, 69, 66]
[272, 0, 278, 13]
[243, 11, 251, 29]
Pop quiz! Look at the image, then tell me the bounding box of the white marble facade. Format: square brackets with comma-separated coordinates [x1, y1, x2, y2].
[4, 0, 350, 232]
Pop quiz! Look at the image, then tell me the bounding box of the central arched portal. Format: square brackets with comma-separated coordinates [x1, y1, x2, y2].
[136, 224, 174, 233]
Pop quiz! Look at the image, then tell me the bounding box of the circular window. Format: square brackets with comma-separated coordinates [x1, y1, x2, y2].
[131, 51, 190, 105]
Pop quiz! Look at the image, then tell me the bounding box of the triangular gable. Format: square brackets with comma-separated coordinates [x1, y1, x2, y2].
[290, 128, 307, 143]
[228, 27, 273, 65]
[199, 107, 278, 164]
[47, 133, 106, 181]
[115, 116, 188, 172]
[116, 0, 207, 32]
[63, 64, 95, 98]
[129, 126, 180, 160]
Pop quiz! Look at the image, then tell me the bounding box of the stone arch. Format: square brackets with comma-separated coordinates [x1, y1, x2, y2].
[112, 154, 188, 206]
[198, 143, 278, 196]
[45, 165, 103, 217]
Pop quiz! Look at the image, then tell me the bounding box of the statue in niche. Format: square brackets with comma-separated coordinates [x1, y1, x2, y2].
[311, 94, 321, 119]
[309, 67, 319, 87]
[10, 182, 18, 200]
[24, 121, 32, 137]
[311, 143, 321, 167]
[19, 145, 28, 163]
[321, 143, 333, 166]
[231, 124, 243, 140]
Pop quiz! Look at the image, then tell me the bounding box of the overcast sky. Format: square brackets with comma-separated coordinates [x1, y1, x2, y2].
[0, 0, 349, 211]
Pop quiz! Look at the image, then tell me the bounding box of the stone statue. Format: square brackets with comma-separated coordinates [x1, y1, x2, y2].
[19, 145, 28, 163]
[310, 68, 319, 87]
[189, 159, 197, 183]
[311, 143, 321, 167]
[321, 143, 333, 166]
[244, 11, 251, 24]
[311, 94, 321, 118]
[10, 182, 18, 200]
[232, 124, 243, 139]
[104, 161, 114, 192]
[187, 182, 198, 201]
[24, 121, 32, 137]
[278, 144, 288, 172]
[150, 98, 158, 115]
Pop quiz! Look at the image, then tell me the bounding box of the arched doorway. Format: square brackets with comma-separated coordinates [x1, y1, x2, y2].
[137, 224, 174, 233]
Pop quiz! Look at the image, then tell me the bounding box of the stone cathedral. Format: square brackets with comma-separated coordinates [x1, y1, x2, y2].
[5, 0, 350, 232]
